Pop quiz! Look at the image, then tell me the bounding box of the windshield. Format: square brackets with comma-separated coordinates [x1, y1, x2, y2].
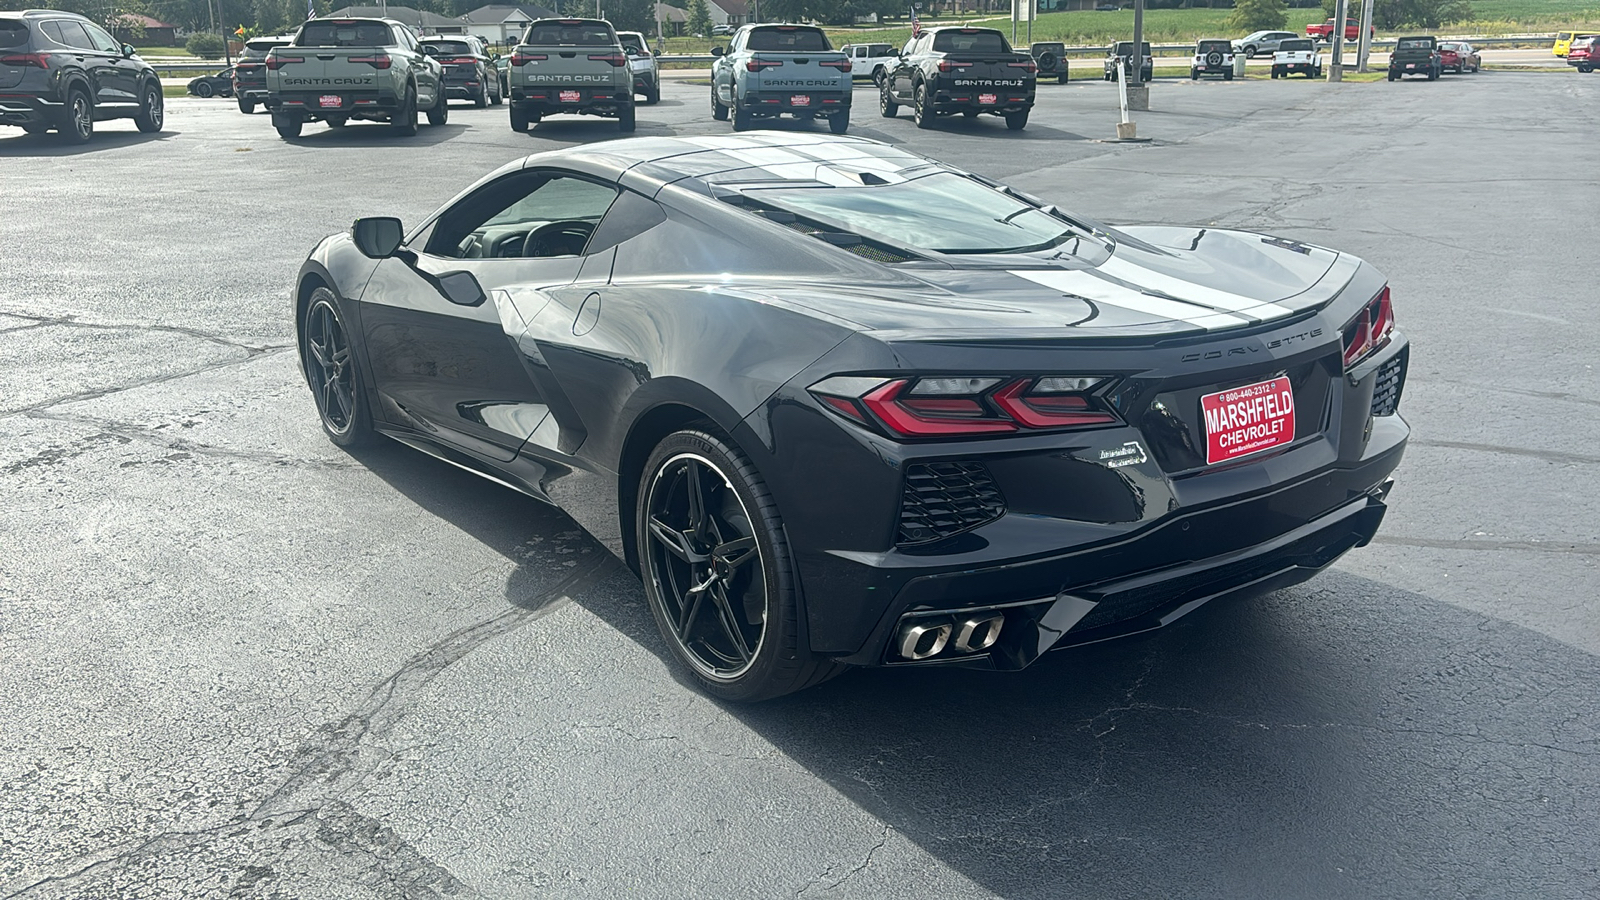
[745, 173, 1081, 255]
[746, 26, 829, 51]
[1397, 38, 1434, 49]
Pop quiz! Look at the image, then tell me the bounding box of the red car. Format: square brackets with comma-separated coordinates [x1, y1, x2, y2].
[1306, 18, 1374, 42]
[1438, 41, 1481, 73]
[1570, 37, 1599, 72]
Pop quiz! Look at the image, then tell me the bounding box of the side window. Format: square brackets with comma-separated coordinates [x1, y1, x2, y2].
[83, 22, 120, 53]
[425, 171, 620, 260]
[49, 20, 95, 50]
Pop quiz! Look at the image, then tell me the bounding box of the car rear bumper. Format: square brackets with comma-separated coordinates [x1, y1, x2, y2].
[737, 90, 851, 114]
[268, 91, 397, 114]
[0, 95, 60, 127]
[511, 86, 631, 114]
[929, 87, 1034, 114]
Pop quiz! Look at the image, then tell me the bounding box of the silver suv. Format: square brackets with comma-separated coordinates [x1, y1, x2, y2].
[0, 9, 164, 143]
[616, 30, 660, 105]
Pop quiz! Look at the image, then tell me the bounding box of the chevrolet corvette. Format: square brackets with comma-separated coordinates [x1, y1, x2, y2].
[294, 132, 1409, 700]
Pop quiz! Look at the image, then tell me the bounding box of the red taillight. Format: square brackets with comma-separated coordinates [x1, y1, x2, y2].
[938, 59, 973, 73]
[1007, 60, 1037, 73]
[589, 52, 627, 66]
[350, 54, 392, 69]
[1, 52, 49, 68]
[819, 58, 852, 72]
[1342, 286, 1395, 369]
[444, 57, 477, 65]
[746, 58, 783, 71]
[265, 55, 303, 70]
[812, 375, 1119, 439]
[510, 52, 547, 65]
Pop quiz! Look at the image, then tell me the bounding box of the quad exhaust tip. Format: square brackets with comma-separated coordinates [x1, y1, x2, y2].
[895, 612, 1005, 661]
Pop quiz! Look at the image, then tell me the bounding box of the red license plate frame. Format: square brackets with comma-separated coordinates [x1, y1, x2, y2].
[1200, 376, 1296, 465]
[559, 89, 581, 102]
[979, 93, 998, 105]
[318, 94, 341, 108]
[790, 94, 811, 106]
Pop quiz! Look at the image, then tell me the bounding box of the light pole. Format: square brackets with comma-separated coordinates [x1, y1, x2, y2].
[1356, 0, 1376, 72]
[1327, 0, 1348, 80]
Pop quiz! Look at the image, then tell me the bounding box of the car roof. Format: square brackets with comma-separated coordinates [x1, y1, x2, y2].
[524, 134, 943, 190]
[2, 8, 91, 19]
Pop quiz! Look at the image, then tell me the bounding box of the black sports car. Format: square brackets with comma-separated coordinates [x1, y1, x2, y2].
[187, 68, 235, 98]
[295, 133, 1409, 701]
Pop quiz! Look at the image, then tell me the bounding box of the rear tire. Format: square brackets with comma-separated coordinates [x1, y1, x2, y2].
[273, 110, 303, 139]
[1224, 70, 1233, 80]
[828, 109, 848, 134]
[1004, 109, 1028, 130]
[475, 84, 487, 108]
[878, 83, 898, 117]
[645, 81, 660, 105]
[301, 288, 376, 449]
[732, 106, 753, 131]
[390, 85, 418, 136]
[510, 104, 530, 132]
[1059, 71, 1068, 84]
[426, 89, 448, 126]
[618, 103, 636, 132]
[237, 96, 256, 114]
[325, 115, 347, 128]
[134, 83, 164, 133]
[912, 81, 932, 129]
[637, 428, 845, 702]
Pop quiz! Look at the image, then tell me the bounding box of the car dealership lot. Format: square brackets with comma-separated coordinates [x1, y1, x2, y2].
[2, 75, 1598, 898]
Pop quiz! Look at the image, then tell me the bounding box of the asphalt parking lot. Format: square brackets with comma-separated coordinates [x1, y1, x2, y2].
[3, 73, 1598, 899]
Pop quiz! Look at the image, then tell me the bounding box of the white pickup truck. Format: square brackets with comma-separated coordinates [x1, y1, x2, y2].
[839, 42, 898, 86]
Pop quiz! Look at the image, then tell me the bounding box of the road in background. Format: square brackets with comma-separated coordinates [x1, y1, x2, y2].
[2, 75, 1598, 899]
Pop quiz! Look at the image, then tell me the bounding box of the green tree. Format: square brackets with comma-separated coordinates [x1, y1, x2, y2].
[603, 0, 654, 31]
[1230, 0, 1286, 31]
[1322, 0, 1471, 28]
[686, 0, 711, 34]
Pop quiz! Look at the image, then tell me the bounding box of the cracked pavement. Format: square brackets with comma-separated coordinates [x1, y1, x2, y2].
[2, 73, 1598, 898]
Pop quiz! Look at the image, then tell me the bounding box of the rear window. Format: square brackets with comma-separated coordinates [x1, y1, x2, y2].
[0, 20, 29, 50]
[523, 21, 615, 45]
[297, 21, 393, 47]
[933, 30, 1009, 53]
[1034, 42, 1064, 51]
[1197, 40, 1230, 51]
[867, 43, 892, 55]
[617, 33, 644, 50]
[423, 40, 472, 55]
[240, 39, 287, 59]
[1113, 41, 1151, 55]
[1397, 37, 1434, 49]
[746, 26, 829, 52]
[1279, 40, 1312, 51]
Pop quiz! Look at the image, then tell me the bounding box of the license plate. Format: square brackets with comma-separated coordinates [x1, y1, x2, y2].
[790, 94, 810, 106]
[979, 93, 997, 105]
[318, 94, 341, 108]
[1200, 376, 1296, 465]
[559, 89, 580, 102]
[1406, 63, 1416, 68]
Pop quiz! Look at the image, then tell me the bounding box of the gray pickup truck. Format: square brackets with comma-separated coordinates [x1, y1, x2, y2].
[506, 18, 634, 132]
[710, 24, 852, 134]
[264, 17, 446, 139]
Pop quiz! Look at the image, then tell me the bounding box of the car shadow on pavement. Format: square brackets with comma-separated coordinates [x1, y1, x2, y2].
[0, 128, 177, 156]
[280, 122, 470, 147]
[352, 441, 1600, 899]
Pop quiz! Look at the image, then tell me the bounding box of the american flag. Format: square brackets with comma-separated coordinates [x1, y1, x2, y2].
[910, 4, 920, 36]
[306, 0, 315, 19]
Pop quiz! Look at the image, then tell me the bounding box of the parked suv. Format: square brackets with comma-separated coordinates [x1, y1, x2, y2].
[1029, 41, 1069, 83]
[1271, 38, 1322, 78]
[0, 9, 164, 143]
[1233, 30, 1298, 58]
[422, 35, 499, 107]
[1102, 40, 1151, 82]
[1567, 36, 1598, 72]
[616, 30, 660, 104]
[1191, 38, 1234, 79]
[232, 34, 292, 114]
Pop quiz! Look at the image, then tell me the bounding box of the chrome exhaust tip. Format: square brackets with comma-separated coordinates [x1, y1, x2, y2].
[896, 618, 952, 661]
[951, 614, 1004, 654]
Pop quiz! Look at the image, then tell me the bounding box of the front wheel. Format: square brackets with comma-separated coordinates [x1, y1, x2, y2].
[1005, 109, 1028, 131]
[134, 83, 163, 133]
[194, 81, 214, 98]
[637, 429, 843, 702]
[301, 288, 375, 449]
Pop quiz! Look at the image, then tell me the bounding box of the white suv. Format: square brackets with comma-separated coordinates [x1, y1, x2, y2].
[1271, 39, 1323, 78]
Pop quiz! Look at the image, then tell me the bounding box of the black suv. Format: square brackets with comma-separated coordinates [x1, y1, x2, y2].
[1029, 42, 1068, 83]
[421, 35, 500, 107]
[232, 35, 291, 114]
[0, 9, 163, 142]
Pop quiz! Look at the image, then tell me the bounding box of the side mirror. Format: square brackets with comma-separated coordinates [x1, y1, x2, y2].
[122, 43, 136, 57]
[424, 47, 438, 57]
[351, 217, 404, 259]
[435, 270, 487, 307]
[710, 45, 724, 58]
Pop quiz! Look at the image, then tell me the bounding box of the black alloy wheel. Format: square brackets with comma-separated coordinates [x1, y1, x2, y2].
[638, 430, 841, 701]
[59, 89, 92, 143]
[427, 88, 448, 125]
[195, 80, 214, 98]
[879, 83, 898, 116]
[301, 289, 373, 447]
[913, 82, 932, 128]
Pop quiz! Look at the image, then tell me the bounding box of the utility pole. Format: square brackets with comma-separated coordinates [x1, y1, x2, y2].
[1356, 0, 1376, 72]
[1126, 0, 1147, 109]
[1326, 0, 1348, 80]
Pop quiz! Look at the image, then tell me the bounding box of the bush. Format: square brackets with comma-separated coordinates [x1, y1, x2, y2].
[186, 32, 225, 59]
[1231, 0, 1289, 30]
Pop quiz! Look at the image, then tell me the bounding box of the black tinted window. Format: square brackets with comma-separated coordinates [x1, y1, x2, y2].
[523, 22, 615, 45]
[1397, 38, 1433, 49]
[43, 20, 94, 50]
[746, 27, 829, 52]
[932, 30, 1009, 53]
[297, 21, 393, 47]
[618, 33, 644, 50]
[1279, 40, 1312, 51]
[0, 21, 29, 49]
[423, 40, 473, 55]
